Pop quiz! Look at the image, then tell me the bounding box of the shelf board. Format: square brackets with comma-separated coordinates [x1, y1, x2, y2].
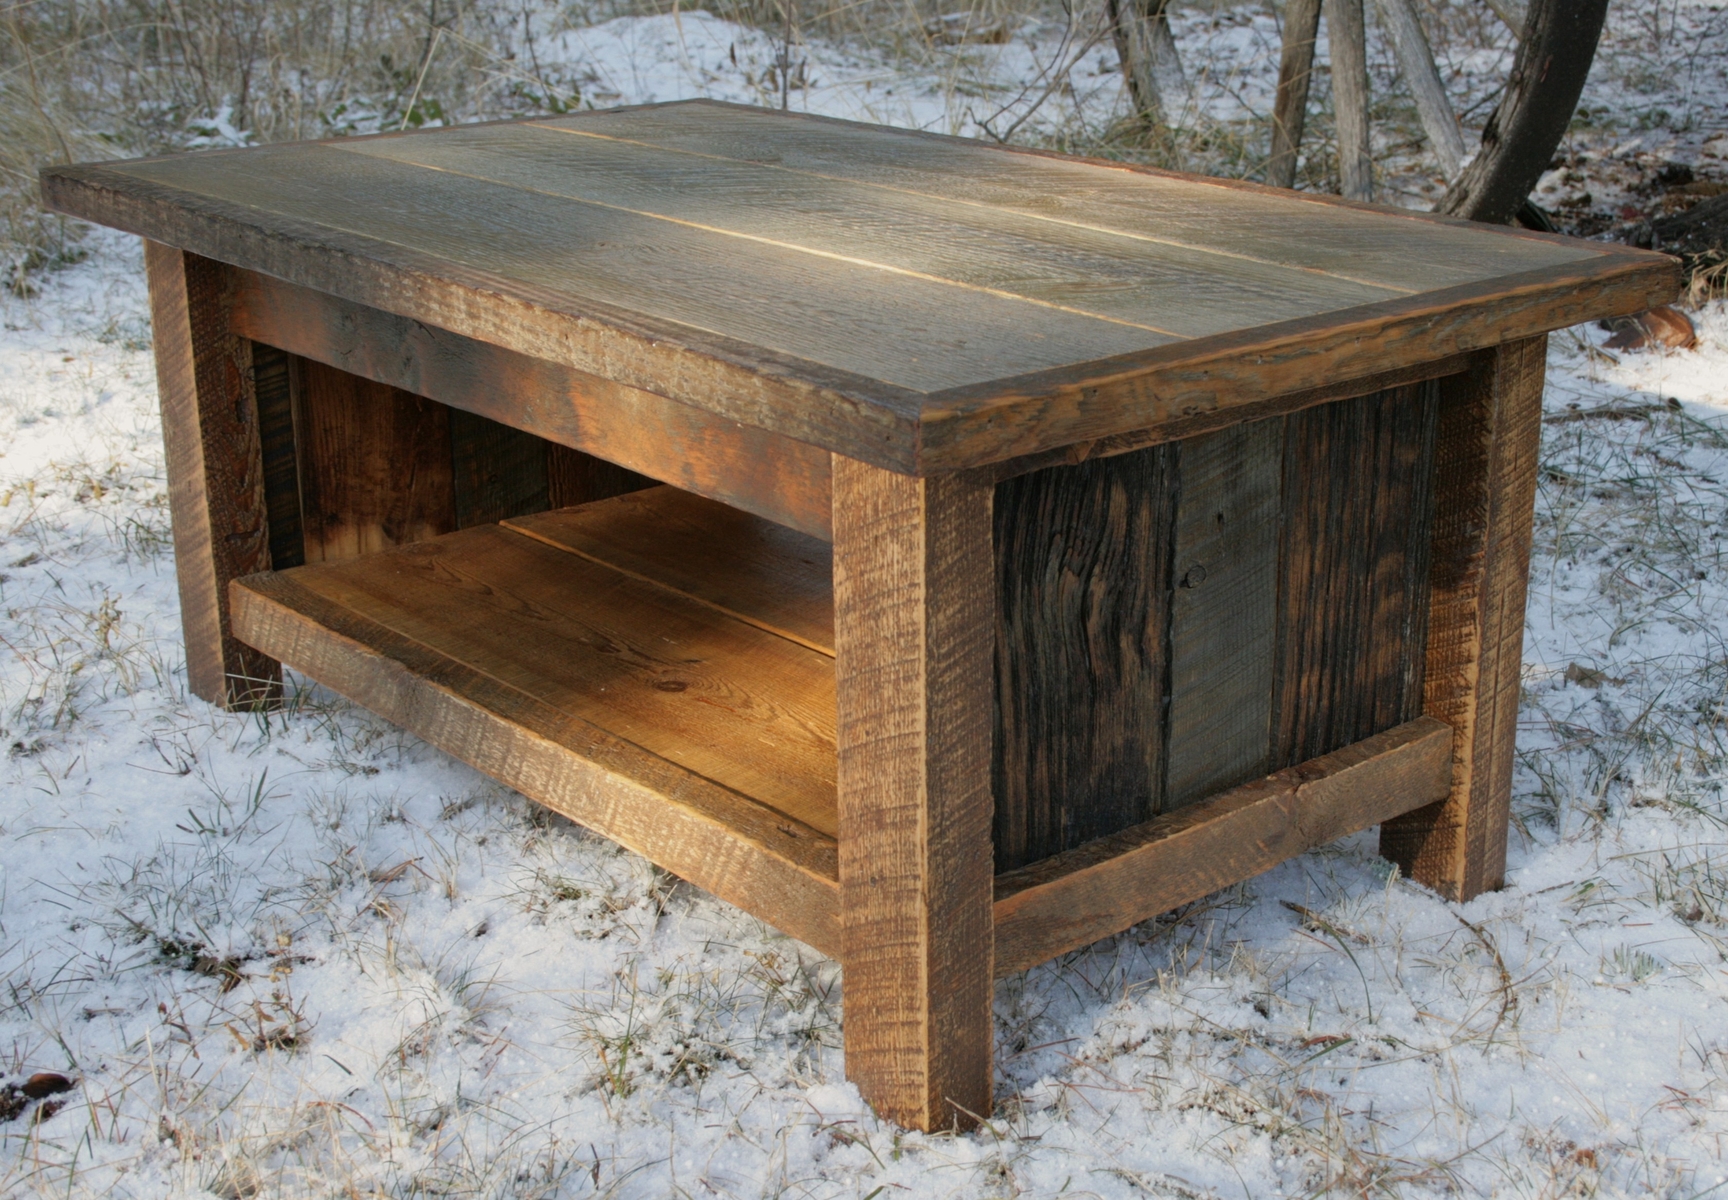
[230, 488, 842, 955]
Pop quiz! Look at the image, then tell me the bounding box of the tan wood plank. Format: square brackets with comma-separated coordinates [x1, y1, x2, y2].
[1381, 338, 1546, 900]
[540, 102, 1599, 291]
[505, 487, 835, 656]
[231, 269, 834, 539]
[280, 523, 839, 837]
[105, 142, 1165, 392]
[832, 457, 995, 1131]
[1164, 419, 1281, 807]
[230, 570, 840, 957]
[993, 716, 1453, 975]
[992, 447, 1177, 870]
[143, 243, 280, 707]
[294, 357, 457, 562]
[342, 124, 1400, 339]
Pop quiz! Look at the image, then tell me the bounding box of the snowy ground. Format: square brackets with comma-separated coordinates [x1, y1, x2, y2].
[5, 3, 1728, 1197]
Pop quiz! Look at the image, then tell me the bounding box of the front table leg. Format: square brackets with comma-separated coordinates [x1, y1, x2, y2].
[831, 456, 996, 1130]
[144, 242, 280, 708]
[1382, 336, 1547, 899]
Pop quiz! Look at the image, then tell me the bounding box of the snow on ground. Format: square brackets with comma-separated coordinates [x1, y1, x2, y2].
[5, 3, 1728, 1196]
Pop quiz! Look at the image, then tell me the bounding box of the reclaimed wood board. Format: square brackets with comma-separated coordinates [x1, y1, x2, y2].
[506, 487, 834, 655]
[252, 341, 305, 572]
[229, 568, 842, 957]
[449, 407, 551, 528]
[144, 243, 280, 705]
[1274, 381, 1439, 766]
[992, 446, 1177, 871]
[294, 357, 456, 562]
[1164, 419, 1281, 807]
[833, 459, 996, 1130]
[47, 102, 1679, 472]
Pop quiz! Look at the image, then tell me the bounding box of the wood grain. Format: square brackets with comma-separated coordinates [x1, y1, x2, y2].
[506, 486, 835, 655]
[294, 357, 456, 562]
[144, 243, 280, 706]
[230, 270, 833, 538]
[992, 716, 1453, 975]
[229, 570, 840, 957]
[1327, 0, 1375, 201]
[449, 407, 551, 528]
[279, 522, 839, 837]
[1381, 338, 1546, 900]
[992, 447, 1177, 870]
[832, 457, 995, 1131]
[545, 442, 654, 509]
[1164, 420, 1281, 807]
[1274, 381, 1439, 766]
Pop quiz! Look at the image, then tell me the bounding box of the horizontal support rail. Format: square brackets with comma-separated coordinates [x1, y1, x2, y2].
[229, 268, 835, 539]
[991, 716, 1453, 975]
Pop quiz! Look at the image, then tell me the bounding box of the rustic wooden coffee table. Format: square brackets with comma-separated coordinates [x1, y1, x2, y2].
[44, 100, 1677, 1130]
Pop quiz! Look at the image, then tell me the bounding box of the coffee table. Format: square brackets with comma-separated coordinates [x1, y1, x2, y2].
[43, 100, 1678, 1129]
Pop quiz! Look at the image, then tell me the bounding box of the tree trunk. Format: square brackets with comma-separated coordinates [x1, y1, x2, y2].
[1373, 0, 1464, 176]
[1326, 0, 1373, 201]
[1110, 0, 1190, 130]
[1437, 0, 1608, 224]
[1268, 0, 1323, 188]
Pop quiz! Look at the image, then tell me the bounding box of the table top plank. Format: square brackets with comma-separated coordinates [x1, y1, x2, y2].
[104, 141, 1166, 393]
[340, 123, 1405, 340]
[43, 100, 1679, 471]
[540, 103, 1599, 293]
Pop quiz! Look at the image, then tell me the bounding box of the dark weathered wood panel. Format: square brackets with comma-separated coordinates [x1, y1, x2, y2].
[545, 442, 654, 510]
[1164, 419, 1281, 808]
[230, 570, 840, 958]
[1381, 338, 1547, 900]
[252, 341, 305, 571]
[992, 716, 1452, 975]
[448, 407, 551, 528]
[993, 446, 1177, 871]
[833, 458, 995, 1131]
[144, 243, 279, 706]
[295, 357, 457, 562]
[1274, 381, 1440, 767]
[228, 271, 833, 538]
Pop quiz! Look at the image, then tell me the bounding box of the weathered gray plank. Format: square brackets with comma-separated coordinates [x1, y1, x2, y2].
[106, 142, 1167, 392]
[341, 125, 1399, 339]
[1163, 419, 1281, 808]
[538, 102, 1599, 291]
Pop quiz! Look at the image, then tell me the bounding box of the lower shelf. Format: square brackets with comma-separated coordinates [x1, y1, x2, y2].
[231, 485, 1454, 974]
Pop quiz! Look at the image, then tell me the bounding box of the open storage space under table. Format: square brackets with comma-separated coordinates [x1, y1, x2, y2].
[231, 483, 1456, 977]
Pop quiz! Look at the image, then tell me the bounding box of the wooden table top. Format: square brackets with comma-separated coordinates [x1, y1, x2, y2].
[43, 100, 1678, 472]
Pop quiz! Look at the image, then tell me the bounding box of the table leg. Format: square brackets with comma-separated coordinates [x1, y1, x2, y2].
[144, 242, 279, 708]
[831, 457, 995, 1130]
[1381, 336, 1547, 900]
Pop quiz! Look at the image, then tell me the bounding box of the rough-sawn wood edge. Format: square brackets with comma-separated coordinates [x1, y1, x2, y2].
[992, 716, 1454, 975]
[42, 159, 1678, 475]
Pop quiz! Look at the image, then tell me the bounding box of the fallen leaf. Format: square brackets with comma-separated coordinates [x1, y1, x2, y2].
[1602, 306, 1698, 351]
